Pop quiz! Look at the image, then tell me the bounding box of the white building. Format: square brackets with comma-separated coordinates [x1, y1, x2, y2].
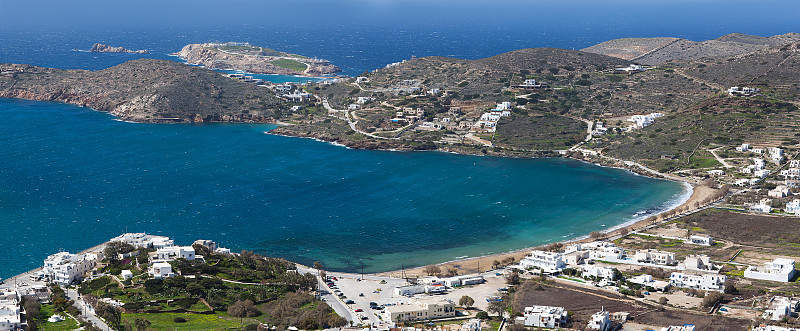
[460, 319, 482, 331]
[634, 249, 676, 265]
[394, 284, 426, 296]
[356, 77, 369, 83]
[110, 233, 174, 249]
[661, 325, 696, 331]
[786, 199, 800, 215]
[752, 326, 799, 331]
[580, 265, 617, 281]
[627, 113, 664, 129]
[707, 170, 725, 176]
[755, 169, 772, 178]
[382, 297, 455, 323]
[780, 168, 800, 179]
[0, 290, 23, 331]
[790, 160, 800, 168]
[763, 296, 800, 321]
[519, 251, 566, 273]
[682, 255, 714, 271]
[686, 235, 714, 246]
[750, 199, 773, 213]
[727, 86, 760, 96]
[744, 258, 798, 282]
[150, 262, 175, 279]
[356, 96, 374, 104]
[736, 143, 750, 152]
[769, 186, 791, 198]
[151, 246, 196, 263]
[628, 274, 670, 291]
[668, 272, 726, 292]
[120, 270, 133, 280]
[588, 309, 613, 331]
[43, 251, 98, 286]
[516, 306, 568, 328]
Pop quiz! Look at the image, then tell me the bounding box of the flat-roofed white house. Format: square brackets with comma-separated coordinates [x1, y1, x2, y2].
[0, 289, 23, 331]
[588, 309, 613, 331]
[516, 306, 569, 328]
[634, 249, 676, 265]
[111, 233, 174, 249]
[629, 274, 670, 292]
[151, 246, 196, 263]
[580, 265, 617, 281]
[786, 199, 800, 215]
[519, 251, 566, 273]
[394, 284, 426, 296]
[686, 234, 714, 246]
[769, 186, 791, 198]
[120, 270, 134, 280]
[682, 255, 714, 271]
[763, 296, 800, 321]
[382, 297, 455, 323]
[669, 272, 726, 292]
[150, 262, 175, 279]
[744, 258, 798, 282]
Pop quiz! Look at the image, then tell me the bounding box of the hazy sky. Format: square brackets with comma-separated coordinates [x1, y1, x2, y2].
[1, 0, 798, 35]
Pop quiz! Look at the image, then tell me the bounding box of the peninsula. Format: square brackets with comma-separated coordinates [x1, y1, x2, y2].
[173, 42, 341, 76]
[89, 43, 149, 54]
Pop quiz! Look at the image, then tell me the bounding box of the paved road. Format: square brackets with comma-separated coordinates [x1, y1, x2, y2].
[66, 288, 111, 330]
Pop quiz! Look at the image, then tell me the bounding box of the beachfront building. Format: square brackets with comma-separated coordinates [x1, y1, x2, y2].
[151, 246, 196, 263]
[628, 274, 670, 292]
[744, 258, 798, 282]
[111, 233, 174, 249]
[763, 296, 800, 321]
[686, 235, 714, 246]
[150, 262, 175, 279]
[682, 255, 714, 271]
[634, 249, 676, 265]
[588, 309, 613, 331]
[382, 297, 455, 323]
[394, 284, 426, 296]
[516, 306, 569, 328]
[519, 251, 566, 273]
[43, 251, 99, 286]
[668, 272, 726, 292]
[0, 290, 23, 331]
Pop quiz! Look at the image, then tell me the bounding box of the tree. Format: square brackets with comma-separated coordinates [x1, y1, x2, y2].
[487, 299, 507, 317]
[227, 300, 259, 325]
[444, 268, 459, 277]
[475, 311, 489, 320]
[505, 272, 520, 285]
[459, 295, 475, 309]
[492, 260, 501, 269]
[134, 318, 151, 331]
[702, 292, 724, 308]
[658, 297, 669, 305]
[724, 282, 739, 295]
[424, 265, 442, 276]
[312, 261, 324, 270]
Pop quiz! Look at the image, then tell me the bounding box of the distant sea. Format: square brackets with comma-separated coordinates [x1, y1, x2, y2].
[3, 19, 789, 277]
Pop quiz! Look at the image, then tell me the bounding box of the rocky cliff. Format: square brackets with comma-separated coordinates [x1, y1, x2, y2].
[90, 43, 149, 54]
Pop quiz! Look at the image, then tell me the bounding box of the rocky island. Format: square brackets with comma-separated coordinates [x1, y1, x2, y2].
[89, 43, 149, 54]
[173, 42, 341, 76]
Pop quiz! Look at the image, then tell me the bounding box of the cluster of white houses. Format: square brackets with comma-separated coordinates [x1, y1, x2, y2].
[42, 251, 102, 286]
[627, 112, 664, 130]
[0, 290, 23, 331]
[470, 102, 513, 134]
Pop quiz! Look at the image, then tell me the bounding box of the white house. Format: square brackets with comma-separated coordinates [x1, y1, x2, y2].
[0, 290, 23, 331]
[736, 143, 751, 152]
[629, 274, 670, 291]
[394, 284, 426, 296]
[588, 309, 613, 331]
[150, 262, 174, 279]
[151, 246, 196, 263]
[356, 96, 374, 104]
[707, 170, 725, 176]
[791, 160, 800, 168]
[780, 168, 800, 179]
[43, 251, 98, 286]
[668, 272, 726, 292]
[754, 169, 771, 178]
[634, 249, 676, 265]
[769, 186, 791, 198]
[661, 325, 696, 331]
[682, 255, 714, 271]
[356, 77, 369, 83]
[752, 326, 800, 331]
[763, 296, 800, 321]
[120, 270, 133, 280]
[382, 297, 455, 323]
[686, 235, 714, 246]
[580, 265, 617, 281]
[727, 86, 760, 96]
[110, 233, 174, 249]
[750, 199, 773, 213]
[428, 88, 440, 96]
[517, 306, 568, 328]
[744, 258, 798, 282]
[460, 319, 482, 331]
[786, 199, 800, 215]
[519, 251, 566, 273]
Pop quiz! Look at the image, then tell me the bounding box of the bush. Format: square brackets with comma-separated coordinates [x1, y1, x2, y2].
[173, 316, 187, 323]
[476, 311, 490, 320]
[702, 292, 724, 307]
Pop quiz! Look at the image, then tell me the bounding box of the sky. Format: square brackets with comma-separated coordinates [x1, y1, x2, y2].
[1, 0, 799, 36]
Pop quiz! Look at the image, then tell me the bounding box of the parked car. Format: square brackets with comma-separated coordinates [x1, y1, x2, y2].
[355, 309, 363, 312]
[345, 300, 355, 304]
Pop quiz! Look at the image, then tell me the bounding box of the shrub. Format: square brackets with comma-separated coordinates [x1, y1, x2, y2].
[173, 316, 187, 323]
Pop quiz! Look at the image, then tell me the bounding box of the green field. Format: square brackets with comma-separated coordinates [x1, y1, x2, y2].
[122, 312, 260, 331]
[38, 305, 80, 331]
[270, 59, 308, 72]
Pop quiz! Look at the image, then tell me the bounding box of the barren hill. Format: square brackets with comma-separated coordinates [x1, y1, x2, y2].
[582, 33, 800, 65]
[0, 59, 284, 123]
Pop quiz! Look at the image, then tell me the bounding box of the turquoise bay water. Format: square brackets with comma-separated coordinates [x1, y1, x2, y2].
[0, 99, 687, 278]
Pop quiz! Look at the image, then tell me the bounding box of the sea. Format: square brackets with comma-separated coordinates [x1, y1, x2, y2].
[0, 14, 794, 277]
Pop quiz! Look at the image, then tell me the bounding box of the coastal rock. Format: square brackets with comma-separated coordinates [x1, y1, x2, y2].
[90, 43, 149, 54]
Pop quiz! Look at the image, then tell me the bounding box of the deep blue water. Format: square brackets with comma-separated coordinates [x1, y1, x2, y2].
[0, 99, 686, 277]
[1, 3, 796, 277]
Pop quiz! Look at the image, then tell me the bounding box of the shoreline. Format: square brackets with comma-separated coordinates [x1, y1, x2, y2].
[0, 98, 718, 281]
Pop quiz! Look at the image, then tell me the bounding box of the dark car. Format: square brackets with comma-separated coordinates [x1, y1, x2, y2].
[345, 300, 355, 304]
